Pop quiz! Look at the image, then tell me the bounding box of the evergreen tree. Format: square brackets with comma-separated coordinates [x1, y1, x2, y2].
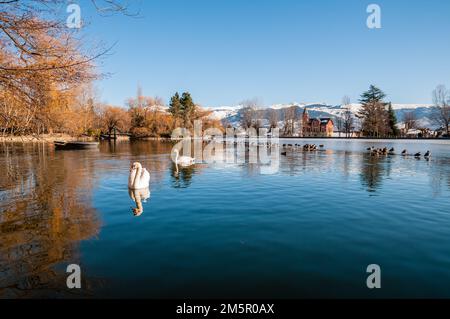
[359, 85, 386, 104]
[387, 103, 399, 137]
[168, 92, 182, 118]
[358, 85, 388, 137]
[180, 92, 196, 127]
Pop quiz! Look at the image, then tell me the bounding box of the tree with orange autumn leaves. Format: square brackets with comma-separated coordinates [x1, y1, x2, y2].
[0, 0, 130, 137]
[0, 1, 223, 138]
[123, 89, 223, 138]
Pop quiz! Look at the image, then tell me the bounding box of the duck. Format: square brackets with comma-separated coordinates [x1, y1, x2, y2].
[388, 147, 395, 155]
[424, 151, 431, 158]
[401, 149, 407, 156]
[281, 151, 287, 156]
[304, 144, 315, 151]
[174, 149, 195, 167]
[306, 144, 316, 151]
[128, 162, 151, 190]
[414, 152, 421, 157]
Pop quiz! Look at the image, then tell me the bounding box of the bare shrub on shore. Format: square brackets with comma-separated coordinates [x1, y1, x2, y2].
[432, 85, 450, 136]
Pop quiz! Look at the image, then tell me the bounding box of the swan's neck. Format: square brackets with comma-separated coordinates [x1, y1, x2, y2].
[175, 151, 179, 165]
[129, 169, 137, 188]
[133, 166, 142, 188]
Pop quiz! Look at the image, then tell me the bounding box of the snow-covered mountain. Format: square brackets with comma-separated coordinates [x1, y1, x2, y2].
[206, 103, 437, 129]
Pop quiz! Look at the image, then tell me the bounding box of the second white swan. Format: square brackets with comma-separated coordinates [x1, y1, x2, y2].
[174, 149, 195, 167]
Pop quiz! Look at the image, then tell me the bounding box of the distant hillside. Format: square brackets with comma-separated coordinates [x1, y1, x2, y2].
[206, 103, 437, 130]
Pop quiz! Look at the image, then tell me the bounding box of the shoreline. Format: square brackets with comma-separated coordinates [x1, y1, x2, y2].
[1, 134, 449, 143]
[0, 134, 86, 143]
[280, 136, 450, 140]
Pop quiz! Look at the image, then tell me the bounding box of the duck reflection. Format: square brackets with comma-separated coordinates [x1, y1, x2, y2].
[128, 188, 151, 217]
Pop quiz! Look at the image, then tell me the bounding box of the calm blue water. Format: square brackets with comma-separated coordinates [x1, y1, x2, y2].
[1, 139, 450, 298]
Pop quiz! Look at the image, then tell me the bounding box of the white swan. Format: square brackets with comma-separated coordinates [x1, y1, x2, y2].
[128, 162, 150, 190]
[174, 149, 195, 167]
[129, 187, 150, 217]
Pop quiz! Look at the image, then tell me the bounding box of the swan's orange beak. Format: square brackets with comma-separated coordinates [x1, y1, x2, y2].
[132, 207, 142, 216]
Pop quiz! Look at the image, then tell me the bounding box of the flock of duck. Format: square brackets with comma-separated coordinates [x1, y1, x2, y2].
[366, 146, 431, 158]
[279, 143, 432, 159]
[281, 143, 324, 156]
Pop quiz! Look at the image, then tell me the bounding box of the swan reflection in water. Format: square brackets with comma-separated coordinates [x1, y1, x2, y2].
[128, 188, 151, 217]
[171, 163, 197, 188]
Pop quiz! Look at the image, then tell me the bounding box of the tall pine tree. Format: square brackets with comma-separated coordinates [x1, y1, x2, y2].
[387, 103, 399, 137]
[180, 92, 196, 128]
[358, 85, 388, 137]
[168, 92, 182, 118]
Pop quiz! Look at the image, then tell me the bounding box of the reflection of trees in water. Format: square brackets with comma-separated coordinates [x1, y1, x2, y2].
[447, 164, 450, 191]
[99, 140, 174, 184]
[429, 157, 450, 196]
[360, 154, 391, 193]
[0, 144, 31, 192]
[284, 152, 303, 175]
[359, 153, 450, 195]
[99, 140, 175, 157]
[0, 143, 100, 298]
[342, 151, 352, 179]
[282, 150, 325, 176]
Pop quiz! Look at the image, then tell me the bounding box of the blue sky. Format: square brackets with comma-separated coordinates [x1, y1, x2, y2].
[82, 0, 450, 107]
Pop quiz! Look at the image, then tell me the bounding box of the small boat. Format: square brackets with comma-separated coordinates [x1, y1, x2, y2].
[100, 134, 117, 140]
[54, 141, 99, 150]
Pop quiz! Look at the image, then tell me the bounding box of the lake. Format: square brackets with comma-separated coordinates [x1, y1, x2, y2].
[1, 139, 450, 298]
